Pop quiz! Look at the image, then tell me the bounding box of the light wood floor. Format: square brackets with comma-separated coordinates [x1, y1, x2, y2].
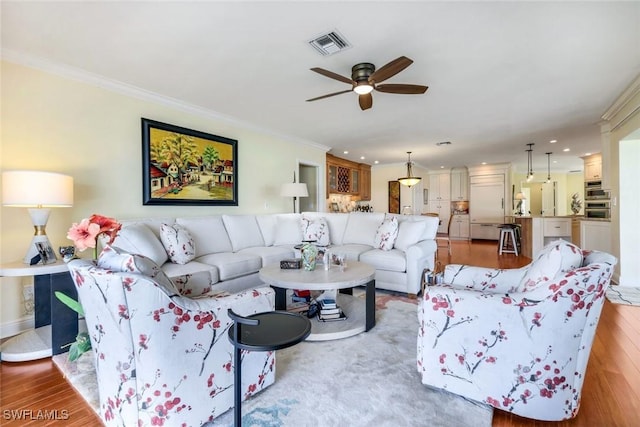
[1, 240, 637, 426]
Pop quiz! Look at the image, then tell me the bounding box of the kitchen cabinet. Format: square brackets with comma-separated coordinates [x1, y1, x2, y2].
[450, 168, 468, 201]
[359, 164, 371, 201]
[571, 218, 581, 246]
[326, 154, 371, 199]
[469, 174, 505, 240]
[580, 220, 611, 253]
[450, 214, 470, 240]
[515, 217, 572, 258]
[583, 154, 602, 182]
[428, 172, 451, 202]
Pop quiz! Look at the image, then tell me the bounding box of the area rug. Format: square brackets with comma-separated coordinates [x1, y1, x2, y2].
[53, 293, 493, 427]
[606, 285, 640, 306]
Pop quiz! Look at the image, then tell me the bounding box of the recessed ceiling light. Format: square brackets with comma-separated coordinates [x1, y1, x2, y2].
[563, 148, 570, 152]
[481, 162, 487, 165]
[360, 156, 365, 160]
[585, 152, 592, 156]
[550, 140, 557, 143]
[553, 160, 557, 163]
[343, 151, 349, 154]
[374, 160, 379, 164]
[440, 166, 445, 169]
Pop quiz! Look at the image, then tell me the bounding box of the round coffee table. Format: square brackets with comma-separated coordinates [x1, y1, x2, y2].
[258, 261, 376, 341]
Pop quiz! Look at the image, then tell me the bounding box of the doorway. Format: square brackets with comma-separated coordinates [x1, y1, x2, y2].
[299, 163, 320, 213]
[521, 181, 557, 216]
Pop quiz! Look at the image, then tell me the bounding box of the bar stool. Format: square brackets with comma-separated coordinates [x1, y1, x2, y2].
[498, 223, 521, 256]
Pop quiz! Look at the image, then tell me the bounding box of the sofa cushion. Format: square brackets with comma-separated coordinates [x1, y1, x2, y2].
[222, 215, 265, 252]
[329, 244, 374, 262]
[301, 215, 330, 246]
[394, 220, 426, 251]
[343, 212, 385, 246]
[273, 214, 303, 246]
[176, 216, 232, 256]
[374, 216, 399, 251]
[160, 223, 196, 265]
[97, 245, 178, 293]
[256, 215, 278, 246]
[112, 223, 169, 266]
[238, 246, 295, 267]
[359, 248, 406, 272]
[196, 252, 262, 281]
[518, 239, 583, 292]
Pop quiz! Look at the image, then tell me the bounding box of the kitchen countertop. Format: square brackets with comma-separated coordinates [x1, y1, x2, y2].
[510, 215, 610, 222]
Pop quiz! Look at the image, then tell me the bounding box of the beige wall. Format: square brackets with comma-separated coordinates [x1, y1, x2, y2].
[371, 163, 427, 215]
[0, 60, 327, 333]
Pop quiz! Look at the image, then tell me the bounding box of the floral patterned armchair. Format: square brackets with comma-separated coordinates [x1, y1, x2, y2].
[417, 240, 617, 421]
[67, 246, 276, 426]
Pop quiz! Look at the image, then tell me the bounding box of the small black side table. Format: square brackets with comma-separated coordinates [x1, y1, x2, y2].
[227, 309, 311, 427]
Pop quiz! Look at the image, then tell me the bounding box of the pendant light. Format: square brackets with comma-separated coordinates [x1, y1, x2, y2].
[545, 152, 552, 183]
[398, 151, 421, 187]
[526, 143, 535, 182]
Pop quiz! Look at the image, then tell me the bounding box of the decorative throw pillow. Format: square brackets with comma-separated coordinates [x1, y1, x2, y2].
[374, 216, 399, 251]
[394, 220, 426, 251]
[301, 216, 331, 246]
[160, 223, 196, 265]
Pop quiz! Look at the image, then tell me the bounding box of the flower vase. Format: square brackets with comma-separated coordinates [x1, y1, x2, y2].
[301, 243, 318, 271]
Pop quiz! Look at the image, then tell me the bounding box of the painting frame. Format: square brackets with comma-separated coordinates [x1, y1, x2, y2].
[142, 118, 238, 206]
[388, 180, 401, 214]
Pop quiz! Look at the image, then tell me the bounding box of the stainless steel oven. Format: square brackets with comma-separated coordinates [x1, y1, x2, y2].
[585, 187, 610, 200]
[585, 200, 611, 219]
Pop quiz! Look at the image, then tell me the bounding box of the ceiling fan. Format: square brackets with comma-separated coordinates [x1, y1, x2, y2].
[306, 56, 428, 111]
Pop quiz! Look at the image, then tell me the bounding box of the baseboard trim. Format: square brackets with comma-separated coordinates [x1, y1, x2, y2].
[0, 316, 35, 339]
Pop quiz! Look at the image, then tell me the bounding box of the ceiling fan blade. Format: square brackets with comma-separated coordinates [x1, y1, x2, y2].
[359, 93, 373, 111]
[375, 84, 428, 94]
[368, 56, 413, 84]
[310, 67, 354, 85]
[306, 89, 353, 102]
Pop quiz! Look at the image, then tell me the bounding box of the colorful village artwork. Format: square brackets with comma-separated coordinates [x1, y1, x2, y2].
[147, 127, 235, 201]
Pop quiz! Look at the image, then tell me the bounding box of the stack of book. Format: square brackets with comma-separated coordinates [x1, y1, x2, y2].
[287, 289, 311, 314]
[317, 298, 347, 322]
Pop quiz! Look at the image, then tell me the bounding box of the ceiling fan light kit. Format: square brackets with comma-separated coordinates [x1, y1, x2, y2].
[307, 56, 428, 110]
[398, 151, 422, 187]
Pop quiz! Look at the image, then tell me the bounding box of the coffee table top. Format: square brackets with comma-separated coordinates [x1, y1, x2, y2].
[259, 261, 375, 291]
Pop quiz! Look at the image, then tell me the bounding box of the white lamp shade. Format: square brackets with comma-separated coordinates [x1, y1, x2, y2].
[280, 183, 309, 198]
[515, 192, 526, 200]
[2, 171, 73, 207]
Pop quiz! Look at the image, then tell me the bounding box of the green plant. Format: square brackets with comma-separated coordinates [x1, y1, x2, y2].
[54, 291, 91, 361]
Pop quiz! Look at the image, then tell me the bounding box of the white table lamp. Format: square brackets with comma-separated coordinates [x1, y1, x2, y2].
[2, 171, 74, 263]
[280, 182, 308, 213]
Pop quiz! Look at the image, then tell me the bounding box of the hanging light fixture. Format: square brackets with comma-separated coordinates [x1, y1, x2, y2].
[545, 152, 552, 183]
[398, 151, 422, 187]
[526, 143, 535, 182]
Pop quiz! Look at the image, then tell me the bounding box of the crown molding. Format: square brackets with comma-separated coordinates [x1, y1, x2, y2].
[1, 49, 331, 153]
[601, 73, 640, 129]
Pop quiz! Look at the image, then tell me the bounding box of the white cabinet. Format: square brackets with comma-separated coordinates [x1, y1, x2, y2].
[583, 154, 602, 182]
[428, 172, 451, 201]
[580, 220, 611, 253]
[469, 174, 505, 223]
[450, 168, 468, 201]
[543, 218, 571, 237]
[450, 214, 470, 240]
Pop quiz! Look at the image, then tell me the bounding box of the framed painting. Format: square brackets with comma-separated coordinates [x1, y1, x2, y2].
[388, 180, 401, 214]
[142, 118, 238, 206]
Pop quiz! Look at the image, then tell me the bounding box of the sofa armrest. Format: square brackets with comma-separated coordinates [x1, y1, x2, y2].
[405, 239, 438, 295]
[443, 264, 528, 293]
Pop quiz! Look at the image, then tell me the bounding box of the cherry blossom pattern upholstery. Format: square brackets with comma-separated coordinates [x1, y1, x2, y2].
[417, 240, 617, 421]
[67, 255, 276, 426]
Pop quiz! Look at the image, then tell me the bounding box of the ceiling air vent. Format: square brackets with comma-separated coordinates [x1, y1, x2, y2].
[308, 30, 351, 56]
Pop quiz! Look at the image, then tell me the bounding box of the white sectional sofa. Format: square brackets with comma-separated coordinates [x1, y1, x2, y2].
[111, 212, 439, 297]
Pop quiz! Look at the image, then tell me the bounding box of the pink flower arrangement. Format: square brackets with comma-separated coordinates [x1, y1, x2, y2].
[67, 214, 121, 259]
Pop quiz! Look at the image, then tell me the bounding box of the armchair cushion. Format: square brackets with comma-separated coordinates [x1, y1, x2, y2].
[113, 223, 169, 266]
[160, 223, 196, 265]
[517, 239, 582, 292]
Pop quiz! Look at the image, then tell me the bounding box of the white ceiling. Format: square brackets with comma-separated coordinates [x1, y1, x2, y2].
[2, 1, 639, 174]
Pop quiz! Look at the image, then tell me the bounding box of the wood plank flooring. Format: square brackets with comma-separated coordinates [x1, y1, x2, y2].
[1, 240, 637, 426]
